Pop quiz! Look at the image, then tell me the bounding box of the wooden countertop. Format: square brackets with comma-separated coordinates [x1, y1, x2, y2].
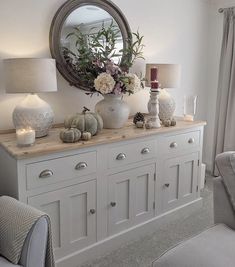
[0, 119, 206, 160]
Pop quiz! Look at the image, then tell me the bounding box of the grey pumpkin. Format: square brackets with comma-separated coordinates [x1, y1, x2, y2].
[82, 131, 92, 141]
[64, 107, 103, 136]
[60, 128, 81, 143]
[163, 119, 172, 127]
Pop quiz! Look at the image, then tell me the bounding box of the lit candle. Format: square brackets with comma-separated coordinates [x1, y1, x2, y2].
[184, 115, 194, 121]
[16, 128, 36, 147]
[151, 67, 158, 81]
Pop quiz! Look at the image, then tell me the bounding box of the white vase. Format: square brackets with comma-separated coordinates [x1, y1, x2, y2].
[95, 94, 130, 129]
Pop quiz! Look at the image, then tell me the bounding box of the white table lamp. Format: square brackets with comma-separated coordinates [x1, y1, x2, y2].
[4, 58, 57, 137]
[146, 64, 181, 121]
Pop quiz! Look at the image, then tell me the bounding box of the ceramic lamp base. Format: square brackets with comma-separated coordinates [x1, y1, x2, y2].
[158, 89, 176, 121]
[13, 94, 54, 138]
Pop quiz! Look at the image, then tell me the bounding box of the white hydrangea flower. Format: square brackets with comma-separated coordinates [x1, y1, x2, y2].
[94, 73, 115, 94]
[126, 73, 141, 93]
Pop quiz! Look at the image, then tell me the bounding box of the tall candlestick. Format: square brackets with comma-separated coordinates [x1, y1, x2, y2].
[151, 67, 158, 81]
[147, 89, 161, 128]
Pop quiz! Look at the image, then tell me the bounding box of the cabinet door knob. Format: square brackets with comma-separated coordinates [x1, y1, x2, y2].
[170, 142, 177, 148]
[39, 170, 53, 179]
[141, 148, 150, 154]
[110, 202, 116, 207]
[116, 153, 126, 160]
[75, 162, 88, 170]
[164, 183, 170, 188]
[188, 138, 195, 144]
[90, 209, 96, 214]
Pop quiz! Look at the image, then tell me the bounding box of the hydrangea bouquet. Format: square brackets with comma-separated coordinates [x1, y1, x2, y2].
[63, 22, 145, 96]
[94, 61, 142, 95]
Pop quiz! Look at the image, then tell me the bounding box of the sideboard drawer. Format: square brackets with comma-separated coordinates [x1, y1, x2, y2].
[163, 131, 200, 154]
[26, 151, 97, 190]
[108, 140, 155, 168]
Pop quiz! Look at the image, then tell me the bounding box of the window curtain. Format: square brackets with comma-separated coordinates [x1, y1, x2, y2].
[213, 8, 235, 174]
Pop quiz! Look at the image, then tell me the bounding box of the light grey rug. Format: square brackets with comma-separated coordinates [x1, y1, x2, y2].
[82, 176, 214, 267]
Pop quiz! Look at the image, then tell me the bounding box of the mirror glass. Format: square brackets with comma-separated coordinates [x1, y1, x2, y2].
[60, 5, 123, 65]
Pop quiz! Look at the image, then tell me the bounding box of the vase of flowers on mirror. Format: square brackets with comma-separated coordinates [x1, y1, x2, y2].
[94, 63, 143, 128]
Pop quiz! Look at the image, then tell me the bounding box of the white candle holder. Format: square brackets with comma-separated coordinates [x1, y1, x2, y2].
[147, 89, 161, 128]
[16, 127, 36, 147]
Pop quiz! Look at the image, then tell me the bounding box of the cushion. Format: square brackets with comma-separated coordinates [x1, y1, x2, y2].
[216, 152, 235, 211]
[0, 257, 21, 267]
[152, 224, 235, 267]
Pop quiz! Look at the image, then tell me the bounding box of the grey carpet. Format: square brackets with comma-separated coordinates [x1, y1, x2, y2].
[81, 175, 214, 267]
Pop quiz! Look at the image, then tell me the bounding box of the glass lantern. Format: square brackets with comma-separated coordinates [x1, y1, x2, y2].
[183, 95, 197, 121]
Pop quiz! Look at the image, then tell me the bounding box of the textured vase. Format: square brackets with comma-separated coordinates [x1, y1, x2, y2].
[158, 89, 176, 121]
[95, 94, 130, 129]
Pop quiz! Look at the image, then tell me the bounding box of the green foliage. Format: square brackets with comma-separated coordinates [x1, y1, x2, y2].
[62, 20, 144, 91]
[120, 30, 145, 70]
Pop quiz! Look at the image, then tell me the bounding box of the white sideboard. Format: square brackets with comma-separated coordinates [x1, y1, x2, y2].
[0, 119, 206, 267]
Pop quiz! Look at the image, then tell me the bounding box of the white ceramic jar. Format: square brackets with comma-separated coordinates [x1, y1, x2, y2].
[95, 94, 130, 129]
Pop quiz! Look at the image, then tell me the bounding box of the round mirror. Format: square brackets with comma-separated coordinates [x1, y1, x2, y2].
[50, 0, 131, 91]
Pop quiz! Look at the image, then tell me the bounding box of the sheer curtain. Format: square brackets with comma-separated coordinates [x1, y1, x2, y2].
[213, 8, 235, 174]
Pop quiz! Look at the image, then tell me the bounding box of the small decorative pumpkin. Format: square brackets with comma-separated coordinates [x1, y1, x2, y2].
[145, 121, 153, 129]
[163, 119, 171, 127]
[64, 107, 103, 136]
[60, 128, 81, 143]
[171, 118, 176, 126]
[82, 131, 92, 141]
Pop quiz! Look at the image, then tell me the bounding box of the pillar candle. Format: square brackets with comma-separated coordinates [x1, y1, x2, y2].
[16, 128, 36, 146]
[151, 67, 158, 81]
[184, 115, 194, 121]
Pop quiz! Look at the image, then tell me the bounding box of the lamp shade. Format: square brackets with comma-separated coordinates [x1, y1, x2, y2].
[145, 64, 181, 88]
[4, 58, 57, 93]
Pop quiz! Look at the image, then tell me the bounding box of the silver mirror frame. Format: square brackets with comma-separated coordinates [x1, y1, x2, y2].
[50, 0, 131, 91]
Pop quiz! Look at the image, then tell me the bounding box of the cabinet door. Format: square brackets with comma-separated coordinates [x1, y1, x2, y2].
[162, 153, 199, 211]
[108, 165, 155, 235]
[28, 180, 96, 259]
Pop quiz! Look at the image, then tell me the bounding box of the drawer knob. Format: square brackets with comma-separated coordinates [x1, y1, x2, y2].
[116, 153, 126, 160]
[164, 183, 170, 188]
[110, 202, 116, 207]
[188, 138, 195, 144]
[141, 148, 150, 155]
[39, 170, 53, 179]
[75, 162, 88, 170]
[90, 209, 96, 214]
[170, 142, 177, 148]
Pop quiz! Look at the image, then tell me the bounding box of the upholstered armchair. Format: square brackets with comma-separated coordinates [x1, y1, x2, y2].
[153, 151, 235, 267]
[0, 202, 49, 267]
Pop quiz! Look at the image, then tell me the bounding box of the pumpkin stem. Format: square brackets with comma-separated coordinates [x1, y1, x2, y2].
[83, 106, 90, 114]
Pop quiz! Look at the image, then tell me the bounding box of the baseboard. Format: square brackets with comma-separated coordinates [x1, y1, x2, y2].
[56, 198, 203, 267]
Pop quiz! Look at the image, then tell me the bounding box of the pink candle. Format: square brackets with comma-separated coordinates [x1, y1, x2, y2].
[151, 67, 158, 81]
